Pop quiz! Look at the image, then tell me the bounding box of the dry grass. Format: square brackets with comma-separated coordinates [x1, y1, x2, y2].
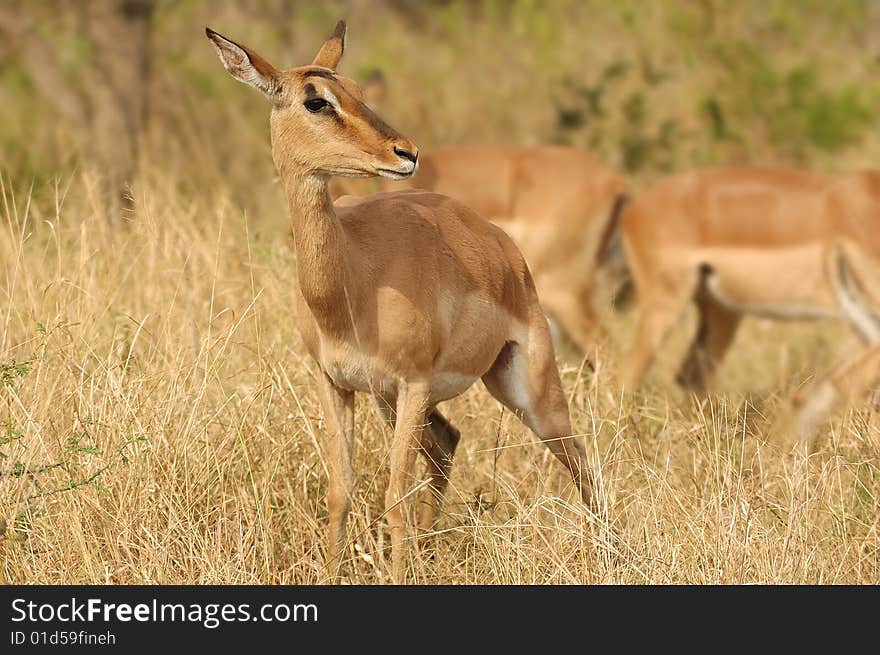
[1, 174, 878, 585]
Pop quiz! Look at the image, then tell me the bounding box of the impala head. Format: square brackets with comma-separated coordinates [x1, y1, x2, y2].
[205, 20, 418, 180]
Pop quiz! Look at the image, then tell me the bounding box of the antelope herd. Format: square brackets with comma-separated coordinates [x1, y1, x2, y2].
[207, 20, 880, 581]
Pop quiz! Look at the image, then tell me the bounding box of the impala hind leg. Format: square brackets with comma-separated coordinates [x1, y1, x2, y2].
[373, 396, 461, 533]
[482, 319, 594, 508]
[621, 271, 698, 389]
[542, 283, 607, 360]
[417, 410, 461, 532]
[316, 372, 355, 581]
[676, 291, 741, 392]
[791, 343, 880, 451]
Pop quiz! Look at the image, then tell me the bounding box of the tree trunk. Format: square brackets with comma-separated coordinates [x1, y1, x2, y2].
[81, 0, 156, 209]
[0, 0, 156, 212]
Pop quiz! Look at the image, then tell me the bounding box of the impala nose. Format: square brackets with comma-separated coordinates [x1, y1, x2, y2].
[394, 145, 419, 165]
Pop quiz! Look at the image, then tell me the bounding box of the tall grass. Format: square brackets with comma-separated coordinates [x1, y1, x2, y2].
[1, 175, 878, 584]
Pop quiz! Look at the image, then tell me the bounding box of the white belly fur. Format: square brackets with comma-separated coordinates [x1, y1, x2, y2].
[318, 337, 478, 403]
[428, 371, 479, 403]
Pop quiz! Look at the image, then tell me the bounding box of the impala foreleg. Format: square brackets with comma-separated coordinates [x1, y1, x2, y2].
[373, 396, 461, 534]
[385, 382, 430, 583]
[622, 301, 689, 389]
[621, 267, 699, 389]
[316, 372, 356, 581]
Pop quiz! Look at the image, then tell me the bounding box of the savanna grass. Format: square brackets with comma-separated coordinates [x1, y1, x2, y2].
[1, 174, 878, 584]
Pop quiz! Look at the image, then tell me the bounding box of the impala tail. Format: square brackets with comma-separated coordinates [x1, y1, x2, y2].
[596, 191, 632, 309]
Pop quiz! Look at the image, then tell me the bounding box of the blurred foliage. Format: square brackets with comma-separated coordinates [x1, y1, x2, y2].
[1, 0, 879, 205]
[548, 2, 879, 173]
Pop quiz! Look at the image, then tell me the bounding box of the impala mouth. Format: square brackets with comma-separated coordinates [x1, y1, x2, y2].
[377, 165, 416, 180]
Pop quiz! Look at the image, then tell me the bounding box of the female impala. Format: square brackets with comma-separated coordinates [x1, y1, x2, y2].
[206, 21, 593, 582]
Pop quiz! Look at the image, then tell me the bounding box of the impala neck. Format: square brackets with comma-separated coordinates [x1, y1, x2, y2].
[282, 172, 357, 335]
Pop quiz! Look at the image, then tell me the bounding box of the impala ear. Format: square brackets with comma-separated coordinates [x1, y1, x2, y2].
[205, 27, 282, 97]
[312, 20, 346, 69]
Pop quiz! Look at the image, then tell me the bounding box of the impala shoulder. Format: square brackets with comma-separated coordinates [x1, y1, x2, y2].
[333, 193, 367, 209]
[375, 189, 486, 224]
[359, 188, 449, 210]
[335, 188, 433, 217]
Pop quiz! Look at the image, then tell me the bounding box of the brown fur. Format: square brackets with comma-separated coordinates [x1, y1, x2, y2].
[345, 145, 628, 357]
[207, 21, 593, 583]
[790, 240, 880, 449]
[619, 167, 880, 390]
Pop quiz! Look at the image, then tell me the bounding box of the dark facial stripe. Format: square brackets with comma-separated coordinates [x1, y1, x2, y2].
[301, 69, 400, 139]
[361, 106, 401, 140]
[302, 69, 337, 81]
[329, 110, 345, 127]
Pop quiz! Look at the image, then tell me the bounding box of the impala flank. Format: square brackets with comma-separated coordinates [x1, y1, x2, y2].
[619, 167, 880, 392]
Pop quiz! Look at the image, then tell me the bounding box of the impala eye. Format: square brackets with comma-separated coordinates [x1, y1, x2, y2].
[304, 97, 329, 113]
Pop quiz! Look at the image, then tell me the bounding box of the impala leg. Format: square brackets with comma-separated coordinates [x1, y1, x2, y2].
[621, 272, 697, 389]
[373, 396, 461, 533]
[542, 284, 608, 359]
[621, 300, 685, 388]
[483, 316, 594, 509]
[385, 382, 430, 583]
[676, 293, 741, 392]
[316, 372, 355, 581]
[417, 410, 461, 532]
[792, 343, 880, 452]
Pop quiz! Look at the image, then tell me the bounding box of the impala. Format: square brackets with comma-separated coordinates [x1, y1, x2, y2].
[206, 21, 593, 582]
[791, 239, 880, 449]
[619, 167, 880, 391]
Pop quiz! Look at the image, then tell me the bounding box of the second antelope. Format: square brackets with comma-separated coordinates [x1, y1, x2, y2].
[206, 21, 594, 583]
[619, 167, 880, 392]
